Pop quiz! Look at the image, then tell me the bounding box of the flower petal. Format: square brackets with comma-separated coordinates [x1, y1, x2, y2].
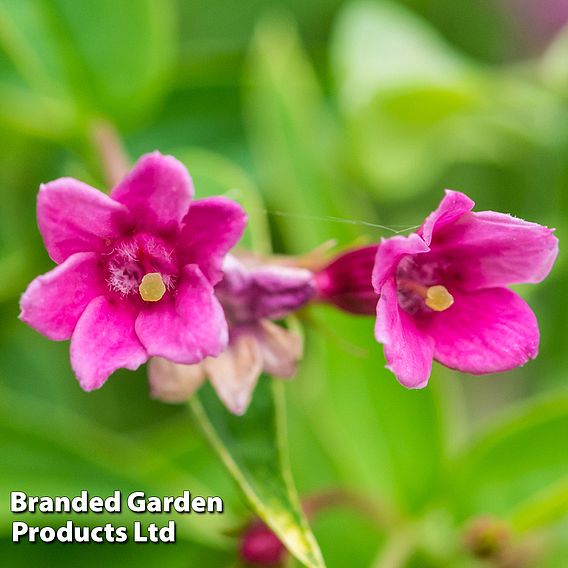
[135, 264, 228, 364]
[219, 255, 315, 321]
[148, 357, 206, 403]
[431, 211, 559, 290]
[70, 297, 148, 391]
[205, 333, 263, 415]
[19, 252, 105, 340]
[427, 287, 539, 374]
[179, 197, 247, 285]
[38, 178, 131, 263]
[254, 320, 303, 377]
[375, 279, 434, 388]
[418, 189, 474, 246]
[111, 152, 193, 232]
[372, 234, 429, 292]
[250, 267, 315, 320]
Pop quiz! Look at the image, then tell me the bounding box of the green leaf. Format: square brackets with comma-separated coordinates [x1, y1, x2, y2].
[0, 0, 175, 137]
[538, 519, 568, 568]
[541, 22, 568, 96]
[451, 391, 568, 525]
[245, 13, 359, 251]
[49, 0, 175, 124]
[330, 1, 483, 199]
[510, 477, 568, 533]
[191, 379, 325, 568]
[0, 83, 76, 140]
[290, 308, 452, 513]
[0, 383, 233, 545]
[1, 538, 232, 568]
[331, 1, 470, 101]
[173, 146, 271, 254]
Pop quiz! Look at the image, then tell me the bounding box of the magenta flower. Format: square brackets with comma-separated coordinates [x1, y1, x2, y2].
[149, 255, 315, 414]
[20, 152, 246, 390]
[315, 244, 379, 315]
[372, 190, 558, 388]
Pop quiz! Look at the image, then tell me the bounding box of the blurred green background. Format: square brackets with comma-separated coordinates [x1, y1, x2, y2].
[1, 0, 567, 566]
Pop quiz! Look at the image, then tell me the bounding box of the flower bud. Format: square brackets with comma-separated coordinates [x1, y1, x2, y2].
[463, 516, 511, 560]
[218, 255, 316, 323]
[239, 520, 286, 566]
[315, 245, 379, 315]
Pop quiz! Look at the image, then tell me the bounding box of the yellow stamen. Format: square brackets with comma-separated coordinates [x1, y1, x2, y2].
[425, 285, 454, 312]
[139, 272, 166, 302]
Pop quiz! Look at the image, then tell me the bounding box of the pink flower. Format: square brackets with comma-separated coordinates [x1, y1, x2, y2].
[149, 255, 315, 414]
[315, 244, 379, 315]
[20, 152, 246, 391]
[372, 190, 558, 388]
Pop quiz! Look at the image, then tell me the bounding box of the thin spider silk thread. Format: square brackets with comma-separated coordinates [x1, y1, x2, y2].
[260, 209, 421, 235]
[223, 188, 420, 235]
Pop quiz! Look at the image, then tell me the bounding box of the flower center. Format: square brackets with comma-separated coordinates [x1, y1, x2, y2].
[104, 233, 177, 300]
[395, 255, 454, 315]
[397, 279, 454, 313]
[425, 284, 454, 312]
[139, 272, 166, 302]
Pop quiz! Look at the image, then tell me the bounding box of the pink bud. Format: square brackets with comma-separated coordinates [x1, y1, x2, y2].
[315, 245, 379, 315]
[240, 521, 286, 566]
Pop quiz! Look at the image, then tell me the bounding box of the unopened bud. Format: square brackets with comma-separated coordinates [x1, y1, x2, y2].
[239, 520, 286, 566]
[464, 516, 511, 560]
[315, 245, 379, 315]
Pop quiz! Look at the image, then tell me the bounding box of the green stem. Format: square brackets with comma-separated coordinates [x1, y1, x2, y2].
[188, 382, 325, 568]
[90, 120, 131, 188]
[372, 527, 417, 568]
[302, 489, 392, 531]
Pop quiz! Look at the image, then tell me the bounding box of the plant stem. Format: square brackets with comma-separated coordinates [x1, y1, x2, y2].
[90, 120, 130, 188]
[302, 488, 394, 531]
[373, 527, 416, 568]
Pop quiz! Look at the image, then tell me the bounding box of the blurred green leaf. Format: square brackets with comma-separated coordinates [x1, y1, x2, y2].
[541, 22, 568, 96]
[49, 0, 175, 123]
[331, 1, 484, 199]
[0, 0, 175, 138]
[0, 83, 76, 140]
[539, 519, 568, 568]
[191, 379, 325, 568]
[451, 390, 568, 525]
[332, 1, 470, 102]
[510, 476, 568, 533]
[292, 308, 451, 513]
[310, 507, 381, 568]
[2, 538, 232, 568]
[174, 147, 271, 254]
[245, 13, 359, 251]
[0, 250, 30, 302]
[0, 383, 233, 545]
